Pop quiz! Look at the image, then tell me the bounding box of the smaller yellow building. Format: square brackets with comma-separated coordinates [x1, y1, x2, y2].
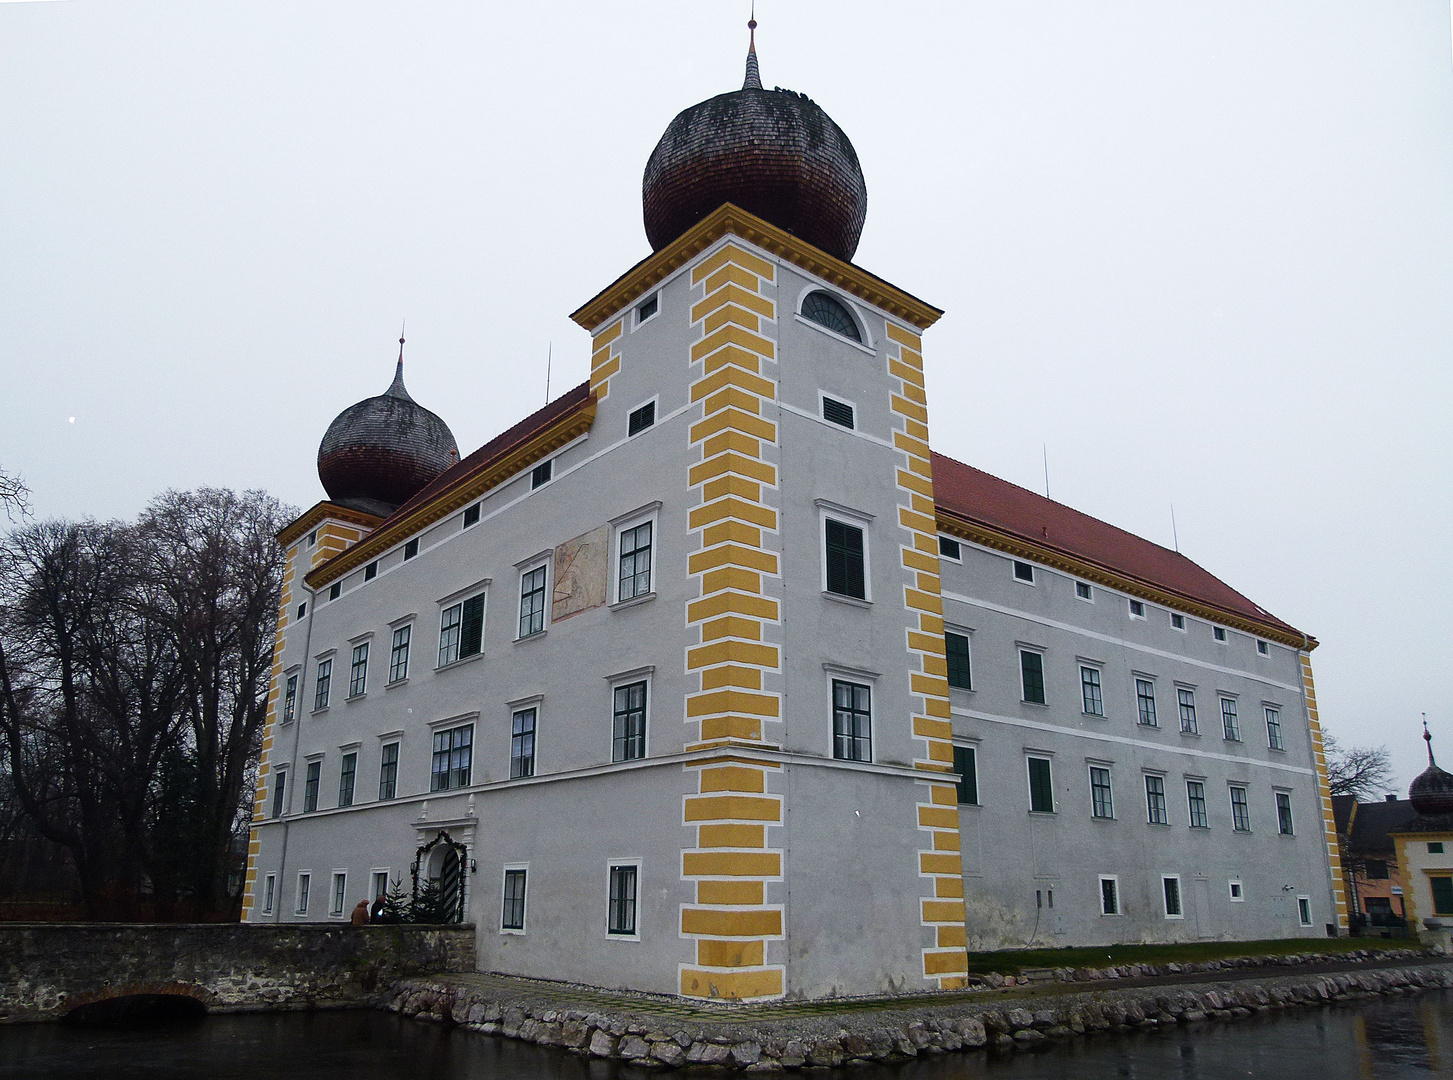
[1389, 724, 1453, 946]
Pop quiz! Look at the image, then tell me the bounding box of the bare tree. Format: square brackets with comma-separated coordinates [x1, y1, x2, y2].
[0, 467, 28, 522]
[1324, 732, 1395, 801]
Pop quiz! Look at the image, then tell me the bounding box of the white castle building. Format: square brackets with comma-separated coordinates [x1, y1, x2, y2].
[242, 29, 1346, 1000]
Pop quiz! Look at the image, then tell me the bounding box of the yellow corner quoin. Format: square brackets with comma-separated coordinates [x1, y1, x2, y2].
[1301, 653, 1349, 925]
[680, 241, 787, 999]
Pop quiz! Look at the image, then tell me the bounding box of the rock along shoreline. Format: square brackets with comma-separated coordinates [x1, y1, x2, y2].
[386, 950, 1453, 1070]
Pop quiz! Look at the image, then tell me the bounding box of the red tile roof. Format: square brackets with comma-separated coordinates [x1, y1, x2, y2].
[931, 451, 1307, 642]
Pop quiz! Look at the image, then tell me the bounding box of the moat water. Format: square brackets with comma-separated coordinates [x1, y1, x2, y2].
[5, 991, 1452, 1079]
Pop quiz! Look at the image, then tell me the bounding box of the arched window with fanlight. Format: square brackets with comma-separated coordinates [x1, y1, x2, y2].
[801, 291, 862, 343]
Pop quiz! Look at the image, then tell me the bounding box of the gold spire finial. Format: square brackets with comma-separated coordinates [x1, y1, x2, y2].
[743, 4, 762, 90]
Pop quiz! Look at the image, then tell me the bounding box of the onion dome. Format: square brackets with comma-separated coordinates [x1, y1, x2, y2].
[317, 342, 458, 518]
[642, 17, 868, 263]
[1409, 721, 1453, 816]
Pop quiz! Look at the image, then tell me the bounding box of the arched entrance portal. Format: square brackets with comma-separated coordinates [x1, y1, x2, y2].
[412, 831, 467, 923]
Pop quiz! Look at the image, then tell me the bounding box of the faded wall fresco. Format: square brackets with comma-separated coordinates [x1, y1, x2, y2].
[551, 525, 610, 622]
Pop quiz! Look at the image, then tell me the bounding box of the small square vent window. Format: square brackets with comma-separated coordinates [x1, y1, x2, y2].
[1213, 626, 1227, 642]
[365, 561, 378, 581]
[463, 504, 480, 528]
[1171, 613, 1184, 629]
[938, 536, 961, 561]
[307, 531, 317, 547]
[822, 396, 855, 429]
[1257, 640, 1270, 656]
[637, 294, 658, 323]
[296, 603, 307, 620]
[1013, 561, 1035, 583]
[404, 539, 418, 560]
[329, 582, 341, 601]
[628, 401, 655, 436]
[1076, 581, 1092, 600]
[1129, 600, 1145, 618]
[532, 460, 552, 489]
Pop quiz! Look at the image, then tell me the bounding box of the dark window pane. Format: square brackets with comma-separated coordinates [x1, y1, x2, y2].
[1013, 561, 1034, 582]
[1432, 877, 1453, 916]
[532, 460, 552, 489]
[404, 539, 418, 559]
[825, 519, 865, 599]
[832, 679, 872, 762]
[338, 753, 356, 807]
[613, 681, 647, 762]
[801, 292, 861, 341]
[938, 535, 960, 560]
[1028, 758, 1054, 813]
[460, 595, 485, 658]
[619, 521, 653, 600]
[629, 401, 656, 436]
[365, 561, 377, 580]
[463, 504, 480, 527]
[1020, 651, 1045, 705]
[609, 865, 638, 934]
[379, 744, 398, 801]
[304, 761, 320, 813]
[1164, 877, 1182, 916]
[637, 294, 658, 323]
[503, 869, 527, 930]
[511, 708, 537, 779]
[272, 771, 287, 818]
[945, 632, 972, 690]
[953, 745, 977, 805]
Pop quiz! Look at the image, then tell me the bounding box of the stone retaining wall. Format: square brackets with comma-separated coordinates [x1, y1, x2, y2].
[388, 961, 1453, 1070]
[1, 923, 475, 1023]
[982, 945, 1428, 987]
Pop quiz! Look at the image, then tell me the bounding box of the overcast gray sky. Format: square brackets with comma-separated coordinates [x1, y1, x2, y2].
[3, 1, 1450, 789]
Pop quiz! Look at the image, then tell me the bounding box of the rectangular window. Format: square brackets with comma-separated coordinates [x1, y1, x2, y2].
[1229, 880, 1244, 901]
[945, 632, 972, 690]
[628, 400, 656, 435]
[1230, 785, 1251, 831]
[1013, 560, 1035, 583]
[1266, 707, 1284, 750]
[1187, 780, 1208, 828]
[378, 743, 399, 801]
[389, 625, 410, 683]
[303, 761, 321, 812]
[1258, 640, 1270, 656]
[297, 602, 307, 620]
[612, 681, 647, 762]
[1171, 612, 1185, 630]
[295, 873, 310, 915]
[314, 659, 332, 710]
[636, 294, 658, 323]
[1297, 896, 1312, 927]
[462, 503, 480, 528]
[438, 594, 484, 666]
[822, 395, 855, 429]
[824, 519, 866, 599]
[1431, 842, 1446, 855]
[372, 871, 389, 901]
[1080, 666, 1103, 716]
[1100, 876, 1119, 915]
[938, 535, 961, 561]
[1178, 688, 1198, 734]
[431, 724, 473, 791]
[1020, 650, 1046, 705]
[832, 680, 872, 762]
[271, 770, 287, 818]
[1145, 774, 1168, 825]
[329, 582, 340, 601]
[618, 520, 653, 600]
[511, 707, 537, 779]
[263, 873, 275, 914]
[338, 752, 356, 807]
[1129, 599, 1145, 618]
[1028, 757, 1054, 813]
[365, 561, 377, 581]
[1076, 581, 1092, 601]
[953, 745, 978, 805]
[1276, 791, 1294, 835]
[1136, 679, 1157, 726]
[1365, 859, 1389, 880]
[331, 872, 347, 917]
[404, 538, 418, 560]
[349, 642, 368, 697]
[608, 864, 638, 935]
[531, 459, 552, 489]
[1213, 626, 1226, 642]
[502, 868, 527, 932]
[1163, 876, 1183, 918]
[1090, 767, 1114, 819]
[519, 566, 547, 638]
[1221, 697, 1241, 741]
[1432, 877, 1453, 916]
[283, 674, 297, 723]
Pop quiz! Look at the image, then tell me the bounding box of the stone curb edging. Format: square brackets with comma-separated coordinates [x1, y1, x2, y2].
[386, 961, 1453, 1070]
[978, 945, 1428, 987]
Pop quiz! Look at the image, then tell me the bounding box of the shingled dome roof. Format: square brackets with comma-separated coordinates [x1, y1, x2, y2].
[317, 354, 458, 518]
[1410, 723, 1453, 817]
[642, 21, 868, 263]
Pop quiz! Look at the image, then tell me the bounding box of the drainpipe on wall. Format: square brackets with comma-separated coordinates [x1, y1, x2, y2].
[273, 580, 317, 923]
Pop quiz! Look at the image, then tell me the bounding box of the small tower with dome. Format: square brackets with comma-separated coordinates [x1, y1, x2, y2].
[1389, 720, 1453, 940]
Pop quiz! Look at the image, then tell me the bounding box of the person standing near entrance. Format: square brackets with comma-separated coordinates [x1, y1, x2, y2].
[350, 899, 370, 926]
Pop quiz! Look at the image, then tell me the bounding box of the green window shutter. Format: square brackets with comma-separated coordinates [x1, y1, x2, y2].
[945, 632, 972, 690]
[1432, 877, 1453, 916]
[1028, 758, 1054, 813]
[460, 595, 485, 657]
[953, 745, 977, 805]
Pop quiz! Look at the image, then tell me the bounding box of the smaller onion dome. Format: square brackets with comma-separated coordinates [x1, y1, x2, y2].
[1409, 721, 1453, 816]
[317, 343, 458, 518]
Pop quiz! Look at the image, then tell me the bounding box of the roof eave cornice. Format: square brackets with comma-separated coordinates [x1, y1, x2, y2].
[570, 203, 944, 333]
[935, 506, 1317, 651]
[276, 501, 384, 549]
[303, 394, 598, 591]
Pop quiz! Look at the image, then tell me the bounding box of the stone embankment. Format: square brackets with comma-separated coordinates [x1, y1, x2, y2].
[388, 954, 1453, 1071]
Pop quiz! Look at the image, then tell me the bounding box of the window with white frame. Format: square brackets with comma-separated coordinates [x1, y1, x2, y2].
[938, 535, 961, 561]
[1013, 560, 1035, 583]
[295, 872, 311, 915]
[1145, 774, 1168, 825]
[1187, 780, 1209, 828]
[389, 625, 410, 683]
[1027, 756, 1054, 813]
[617, 520, 653, 601]
[431, 724, 473, 791]
[636, 293, 658, 325]
[1229, 879, 1244, 901]
[1297, 896, 1312, 926]
[531, 458, 552, 489]
[1129, 599, 1145, 618]
[1213, 626, 1226, 642]
[263, 873, 276, 914]
[282, 673, 297, 723]
[1258, 639, 1270, 656]
[612, 681, 647, 762]
[439, 593, 485, 666]
[801, 290, 861, 341]
[824, 518, 867, 600]
[1230, 785, 1251, 831]
[271, 769, 287, 818]
[502, 867, 527, 932]
[953, 745, 978, 805]
[338, 752, 356, 807]
[608, 863, 638, 936]
[1090, 766, 1114, 819]
[1178, 688, 1198, 734]
[330, 872, 347, 917]
[372, 871, 389, 902]
[1100, 875, 1119, 915]
[1080, 666, 1103, 716]
[303, 760, 321, 812]
[1171, 612, 1185, 630]
[628, 400, 656, 436]
[1221, 697, 1241, 741]
[1276, 791, 1294, 835]
[1265, 707, 1284, 750]
[1136, 678, 1157, 726]
[511, 707, 537, 778]
[349, 642, 369, 697]
[314, 658, 332, 710]
[519, 564, 547, 638]
[1163, 875, 1183, 918]
[463, 503, 480, 527]
[945, 632, 972, 690]
[1020, 650, 1046, 705]
[1076, 581, 1093, 601]
[832, 679, 872, 762]
[378, 743, 398, 800]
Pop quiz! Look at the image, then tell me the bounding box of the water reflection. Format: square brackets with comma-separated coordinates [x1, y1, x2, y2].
[4, 991, 1452, 1079]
